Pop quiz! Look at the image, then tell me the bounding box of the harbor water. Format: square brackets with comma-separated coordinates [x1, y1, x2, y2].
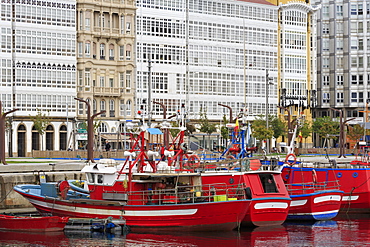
[1, 215, 370, 247]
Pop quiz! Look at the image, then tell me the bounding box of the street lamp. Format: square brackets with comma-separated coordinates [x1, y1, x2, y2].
[265, 69, 273, 154]
[75, 98, 105, 163]
[329, 108, 355, 158]
[218, 103, 233, 123]
[278, 106, 292, 145]
[0, 101, 18, 165]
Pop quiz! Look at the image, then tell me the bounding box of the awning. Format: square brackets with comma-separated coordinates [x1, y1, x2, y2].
[147, 128, 163, 135]
[101, 134, 128, 142]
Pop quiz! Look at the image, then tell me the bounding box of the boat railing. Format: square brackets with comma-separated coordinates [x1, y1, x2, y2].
[286, 180, 341, 195]
[124, 183, 247, 205]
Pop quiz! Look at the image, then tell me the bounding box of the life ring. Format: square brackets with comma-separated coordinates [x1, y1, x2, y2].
[285, 153, 297, 165]
[187, 154, 200, 169]
[312, 169, 318, 183]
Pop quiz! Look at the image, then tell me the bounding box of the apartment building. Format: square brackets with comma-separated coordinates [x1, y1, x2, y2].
[0, 0, 77, 157]
[277, 2, 319, 147]
[136, 0, 279, 122]
[313, 0, 370, 146]
[76, 0, 136, 149]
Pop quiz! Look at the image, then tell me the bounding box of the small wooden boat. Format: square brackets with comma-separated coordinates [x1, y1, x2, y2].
[0, 214, 69, 232]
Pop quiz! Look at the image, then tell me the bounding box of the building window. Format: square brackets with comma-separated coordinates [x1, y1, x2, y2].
[336, 39, 343, 50]
[336, 5, 343, 17]
[126, 100, 131, 116]
[109, 44, 114, 60]
[322, 6, 329, 18]
[351, 92, 358, 102]
[323, 75, 329, 86]
[358, 4, 363, 15]
[98, 122, 108, 133]
[126, 71, 131, 88]
[120, 16, 125, 34]
[359, 74, 364, 84]
[100, 100, 106, 117]
[100, 43, 105, 59]
[352, 75, 357, 84]
[85, 41, 91, 57]
[323, 93, 330, 103]
[85, 69, 90, 87]
[351, 38, 358, 49]
[78, 42, 83, 57]
[85, 18, 90, 31]
[79, 11, 83, 30]
[100, 76, 105, 87]
[126, 44, 131, 60]
[336, 92, 344, 103]
[322, 39, 329, 51]
[358, 57, 364, 68]
[322, 23, 329, 34]
[120, 100, 125, 116]
[337, 57, 343, 68]
[78, 101, 84, 115]
[322, 57, 329, 68]
[126, 22, 131, 34]
[337, 75, 344, 85]
[78, 70, 83, 86]
[119, 73, 124, 88]
[109, 100, 115, 117]
[336, 22, 343, 33]
[359, 39, 364, 50]
[119, 46, 124, 60]
[109, 78, 114, 87]
[93, 99, 97, 113]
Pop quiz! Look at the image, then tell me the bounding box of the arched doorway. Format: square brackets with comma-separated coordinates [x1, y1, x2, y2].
[32, 126, 40, 151]
[45, 125, 54, 150]
[17, 125, 26, 157]
[59, 125, 67, 150]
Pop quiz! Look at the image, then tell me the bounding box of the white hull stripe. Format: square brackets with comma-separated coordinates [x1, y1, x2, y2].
[314, 195, 341, 203]
[290, 200, 307, 207]
[289, 209, 339, 216]
[28, 198, 198, 217]
[342, 195, 359, 201]
[254, 202, 289, 210]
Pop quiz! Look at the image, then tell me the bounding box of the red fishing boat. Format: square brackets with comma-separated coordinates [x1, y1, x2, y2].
[201, 162, 291, 227]
[281, 166, 343, 221]
[285, 160, 370, 214]
[14, 173, 249, 232]
[0, 214, 69, 232]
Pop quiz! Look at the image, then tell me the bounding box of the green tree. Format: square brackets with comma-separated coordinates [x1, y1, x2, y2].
[30, 109, 50, 150]
[270, 115, 286, 139]
[198, 107, 217, 150]
[252, 115, 285, 140]
[299, 121, 312, 147]
[312, 116, 340, 147]
[347, 124, 365, 154]
[251, 116, 274, 149]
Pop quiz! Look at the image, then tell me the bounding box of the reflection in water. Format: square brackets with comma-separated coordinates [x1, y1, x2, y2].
[1, 218, 370, 246]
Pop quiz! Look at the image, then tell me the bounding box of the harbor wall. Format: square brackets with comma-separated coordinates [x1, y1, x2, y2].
[0, 163, 85, 210]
